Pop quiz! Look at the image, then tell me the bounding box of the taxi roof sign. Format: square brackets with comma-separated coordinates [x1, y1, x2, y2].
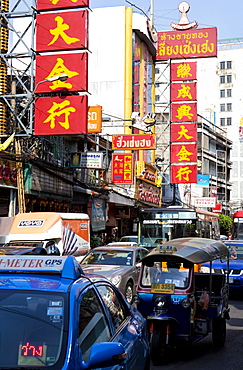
[0, 256, 84, 280]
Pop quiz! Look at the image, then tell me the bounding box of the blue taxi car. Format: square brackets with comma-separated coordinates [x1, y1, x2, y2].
[0, 255, 149, 369]
[200, 241, 243, 291]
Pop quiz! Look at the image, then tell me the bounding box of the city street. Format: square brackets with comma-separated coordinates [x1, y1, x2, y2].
[150, 296, 243, 369]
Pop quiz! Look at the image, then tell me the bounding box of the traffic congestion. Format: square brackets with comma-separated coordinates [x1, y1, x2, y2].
[0, 217, 239, 369]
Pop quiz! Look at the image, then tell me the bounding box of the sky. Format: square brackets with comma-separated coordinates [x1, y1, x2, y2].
[90, 0, 243, 40]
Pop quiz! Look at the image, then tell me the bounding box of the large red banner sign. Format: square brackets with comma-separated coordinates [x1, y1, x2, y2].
[170, 143, 197, 163]
[112, 154, 134, 184]
[156, 27, 217, 60]
[37, 0, 89, 11]
[171, 164, 198, 184]
[170, 122, 197, 142]
[35, 53, 88, 93]
[171, 102, 197, 122]
[171, 62, 197, 81]
[36, 10, 88, 52]
[34, 95, 88, 135]
[112, 134, 156, 150]
[171, 82, 197, 102]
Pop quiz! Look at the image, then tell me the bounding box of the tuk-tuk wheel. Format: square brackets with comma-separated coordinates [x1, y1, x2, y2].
[212, 317, 226, 348]
[150, 324, 168, 365]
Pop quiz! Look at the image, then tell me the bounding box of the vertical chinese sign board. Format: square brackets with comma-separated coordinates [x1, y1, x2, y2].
[112, 154, 134, 184]
[34, 0, 89, 135]
[156, 27, 217, 185]
[170, 61, 198, 184]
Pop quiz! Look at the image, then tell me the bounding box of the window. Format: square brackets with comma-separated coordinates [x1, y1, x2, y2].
[78, 288, 111, 362]
[220, 104, 225, 112]
[227, 89, 232, 97]
[227, 103, 232, 111]
[227, 117, 232, 126]
[220, 76, 225, 84]
[96, 285, 127, 331]
[227, 75, 232, 83]
[220, 62, 225, 70]
[220, 89, 225, 98]
[227, 61, 232, 69]
[220, 118, 225, 126]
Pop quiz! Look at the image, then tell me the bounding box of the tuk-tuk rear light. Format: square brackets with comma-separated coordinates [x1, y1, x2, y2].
[154, 295, 166, 308]
[182, 297, 192, 308]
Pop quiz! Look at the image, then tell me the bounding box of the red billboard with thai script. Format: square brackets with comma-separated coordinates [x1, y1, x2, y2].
[37, 0, 89, 11]
[170, 122, 197, 142]
[112, 134, 156, 150]
[171, 62, 197, 81]
[35, 53, 88, 93]
[156, 27, 217, 60]
[34, 95, 87, 135]
[112, 154, 134, 184]
[171, 164, 198, 184]
[170, 143, 197, 163]
[171, 82, 197, 102]
[36, 10, 88, 52]
[171, 102, 197, 122]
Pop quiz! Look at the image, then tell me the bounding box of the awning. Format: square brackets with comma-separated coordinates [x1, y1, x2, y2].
[108, 192, 135, 206]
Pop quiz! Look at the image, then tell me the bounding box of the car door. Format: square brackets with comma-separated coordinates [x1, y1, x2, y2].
[96, 283, 147, 370]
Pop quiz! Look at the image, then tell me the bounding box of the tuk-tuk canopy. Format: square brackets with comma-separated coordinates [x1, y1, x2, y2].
[142, 237, 229, 265]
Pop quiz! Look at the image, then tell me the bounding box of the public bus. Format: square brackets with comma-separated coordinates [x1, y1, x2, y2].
[232, 210, 243, 240]
[138, 206, 220, 248]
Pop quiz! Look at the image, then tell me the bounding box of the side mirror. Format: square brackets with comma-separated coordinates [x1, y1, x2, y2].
[81, 342, 126, 369]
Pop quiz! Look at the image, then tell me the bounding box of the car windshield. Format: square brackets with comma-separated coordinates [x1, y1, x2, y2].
[226, 243, 243, 260]
[141, 261, 190, 289]
[0, 290, 66, 368]
[82, 250, 134, 266]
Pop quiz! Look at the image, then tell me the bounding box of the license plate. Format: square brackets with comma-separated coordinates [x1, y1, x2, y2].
[151, 282, 175, 294]
[229, 276, 234, 284]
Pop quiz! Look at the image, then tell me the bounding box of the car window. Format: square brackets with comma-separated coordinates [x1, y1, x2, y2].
[82, 250, 134, 266]
[135, 249, 148, 263]
[96, 285, 127, 331]
[78, 288, 111, 362]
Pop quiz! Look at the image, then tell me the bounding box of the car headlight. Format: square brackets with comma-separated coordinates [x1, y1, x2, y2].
[200, 266, 210, 273]
[111, 275, 122, 286]
[182, 297, 192, 308]
[132, 294, 141, 305]
[154, 295, 166, 308]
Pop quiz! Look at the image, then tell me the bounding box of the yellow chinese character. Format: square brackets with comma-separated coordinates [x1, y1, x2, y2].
[176, 125, 194, 140]
[176, 145, 193, 162]
[176, 84, 192, 100]
[176, 64, 192, 78]
[48, 16, 80, 46]
[176, 105, 194, 120]
[46, 58, 79, 90]
[44, 100, 76, 129]
[175, 167, 192, 182]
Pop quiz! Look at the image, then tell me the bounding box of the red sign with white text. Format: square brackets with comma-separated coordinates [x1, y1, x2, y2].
[171, 82, 197, 102]
[36, 11, 88, 52]
[112, 134, 156, 150]
[35, 53, 88, 93]
[170, 143, 197, 163]
[112, 154, 134, 184]
[37, 0, 89, 11]
[171, 102, 197, 122]
[171, 122, 197, 142]
[156, 27, 217, 60]
[171, 164, 198, 184]
[34, 95, 88, 135]
[171, 62, 197, 81]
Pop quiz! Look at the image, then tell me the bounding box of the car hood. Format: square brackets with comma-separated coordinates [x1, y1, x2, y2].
[81, 264, 130, 277]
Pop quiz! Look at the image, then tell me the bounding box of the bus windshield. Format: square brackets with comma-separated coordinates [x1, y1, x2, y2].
[139, 207, 220, 248]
